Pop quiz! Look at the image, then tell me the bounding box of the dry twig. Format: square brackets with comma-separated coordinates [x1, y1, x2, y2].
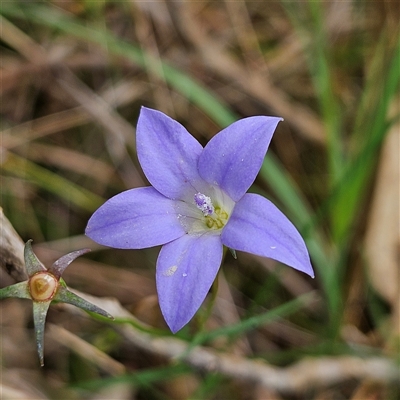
[71, 292, 400, 395]
[0, 207, 27, 282]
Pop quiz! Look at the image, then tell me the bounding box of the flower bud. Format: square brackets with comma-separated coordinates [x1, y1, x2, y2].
[29, 272, 58, 302]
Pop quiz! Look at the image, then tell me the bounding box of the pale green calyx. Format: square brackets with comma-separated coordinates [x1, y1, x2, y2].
[0, 240, 113, 366]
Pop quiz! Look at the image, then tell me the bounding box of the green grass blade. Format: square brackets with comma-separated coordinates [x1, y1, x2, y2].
[280, 0, 343, 184]
[73, 364, 191, 391]
[0, 3, 236, 129]
[1, 151, 104, 212]
[260, 154, 340, 323]
[329, 33, 400, 243]
[184, 292, 316, 353]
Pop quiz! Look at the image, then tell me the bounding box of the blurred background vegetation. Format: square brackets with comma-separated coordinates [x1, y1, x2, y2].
[0, 1, 399, 399]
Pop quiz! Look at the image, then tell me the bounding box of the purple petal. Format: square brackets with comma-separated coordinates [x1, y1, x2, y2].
[85, 187, 185, 249]
[137, 107, 204, 201]
[156, 234, 223, 333]
[221, 193, 314, 277]
[198, 116, 282, 201]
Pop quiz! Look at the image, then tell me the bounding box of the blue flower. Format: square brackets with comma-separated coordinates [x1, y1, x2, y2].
[86, 107, 314, 332]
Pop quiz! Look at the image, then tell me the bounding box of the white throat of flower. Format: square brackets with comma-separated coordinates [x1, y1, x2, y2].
[176, 187, 235, 235]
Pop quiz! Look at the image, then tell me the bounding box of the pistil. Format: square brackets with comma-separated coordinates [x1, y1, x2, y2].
[194, 192, 229, 231]
[194, 192, 215, 215]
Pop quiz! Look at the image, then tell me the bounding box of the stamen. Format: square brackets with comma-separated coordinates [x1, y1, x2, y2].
[194, 193, 215, 216]
[175, 188, 234, 234]
[205, 207, 229, 229]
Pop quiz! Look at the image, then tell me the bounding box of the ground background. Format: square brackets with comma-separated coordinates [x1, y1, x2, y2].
[0, 1, 399, 399]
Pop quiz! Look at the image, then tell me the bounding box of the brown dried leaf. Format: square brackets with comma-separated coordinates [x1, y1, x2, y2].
[365, 98, 400, 334]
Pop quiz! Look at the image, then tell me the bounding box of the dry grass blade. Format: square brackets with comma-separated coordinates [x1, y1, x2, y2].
[0, 15, 143, 189]
[47, 323, 125, 376]
[50, 67, 142, 188]
[0, 208, 27, 282]
[2, 109, 89, 149]
[21, 143, 116, 185]
[0, 381, 48, 400]
[132, 3, 177, 116]
[170, 2, 326, 145]
[0, 14, 47, 63]
[365, 97, 400, 336]
[2, 78, 147, 149]
[213, 271, 252, 356]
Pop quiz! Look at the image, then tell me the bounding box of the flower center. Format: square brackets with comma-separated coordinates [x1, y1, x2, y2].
[175, 188, 235, 234]
[194, 192, 230, 231]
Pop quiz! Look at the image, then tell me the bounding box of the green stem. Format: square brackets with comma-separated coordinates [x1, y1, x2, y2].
[193, 246, 229, 334]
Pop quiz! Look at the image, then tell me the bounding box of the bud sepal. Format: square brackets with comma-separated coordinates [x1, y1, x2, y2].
[0, 240, 113, 366]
